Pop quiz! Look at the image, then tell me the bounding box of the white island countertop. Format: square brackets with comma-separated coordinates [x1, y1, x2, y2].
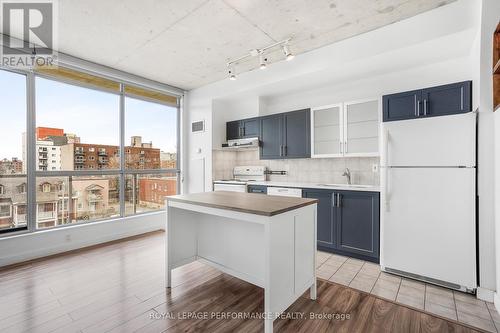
[249, 181, 380, 192]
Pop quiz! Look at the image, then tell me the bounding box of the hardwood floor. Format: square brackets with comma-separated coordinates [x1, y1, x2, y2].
[0, 231, 484, 333]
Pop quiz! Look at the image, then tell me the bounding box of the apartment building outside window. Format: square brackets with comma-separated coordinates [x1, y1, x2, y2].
[0, 65, 181, 235]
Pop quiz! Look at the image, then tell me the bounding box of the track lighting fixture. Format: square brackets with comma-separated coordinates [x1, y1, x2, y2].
[226, 37, 293, 80]
[282, 44, 294, 61]
[259, 53, 267, 70]
[228, 64, 236, 80]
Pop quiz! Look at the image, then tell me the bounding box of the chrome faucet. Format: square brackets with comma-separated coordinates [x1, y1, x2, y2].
[342, 168, 351, 185]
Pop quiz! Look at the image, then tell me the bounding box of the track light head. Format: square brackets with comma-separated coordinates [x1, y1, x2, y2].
[228, 64, 236, 80]
[259, 53, 267, 70]
[282, 44, 294, 61]
[227, 37, 293, 76]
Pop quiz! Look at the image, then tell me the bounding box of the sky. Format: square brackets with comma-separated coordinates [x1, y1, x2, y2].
[0, 71, 177, 160]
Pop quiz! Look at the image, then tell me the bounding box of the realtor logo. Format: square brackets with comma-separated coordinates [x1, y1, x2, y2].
[1, 0, 58, 68]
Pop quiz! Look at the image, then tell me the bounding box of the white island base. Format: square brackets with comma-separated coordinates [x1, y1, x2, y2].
[165, 193, 317, 333]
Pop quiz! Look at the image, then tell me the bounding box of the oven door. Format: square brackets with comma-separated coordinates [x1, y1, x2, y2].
[213, 183, 247, 192]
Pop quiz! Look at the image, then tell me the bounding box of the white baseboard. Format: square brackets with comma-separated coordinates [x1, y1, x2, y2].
[0, 211, 166, 268]
[494, 292, 500, 316]
[477, 287, 495, 302]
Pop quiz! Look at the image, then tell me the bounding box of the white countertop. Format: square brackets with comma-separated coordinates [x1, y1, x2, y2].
[249, 181, 380, 192]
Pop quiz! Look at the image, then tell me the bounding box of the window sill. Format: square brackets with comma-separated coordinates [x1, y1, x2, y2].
[0, 210, 165, 240]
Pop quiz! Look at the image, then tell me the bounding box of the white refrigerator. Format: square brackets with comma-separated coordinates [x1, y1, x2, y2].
[380, 112, 476, 292]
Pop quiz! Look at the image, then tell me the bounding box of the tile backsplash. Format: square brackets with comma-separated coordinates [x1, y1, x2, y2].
[212, 149, 380, 185]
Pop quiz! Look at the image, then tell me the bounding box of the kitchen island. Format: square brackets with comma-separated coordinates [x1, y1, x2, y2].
[165, 191, 318, 333]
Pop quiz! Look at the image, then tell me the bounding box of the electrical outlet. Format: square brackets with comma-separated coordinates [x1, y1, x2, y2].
[372, 164, 379, 173]
[65, 234, 71, 242]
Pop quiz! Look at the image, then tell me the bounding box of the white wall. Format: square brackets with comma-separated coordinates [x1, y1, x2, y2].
[476, 0, 500, 309]
[477, 0, 500, 298]
[0, 212, 165, 267]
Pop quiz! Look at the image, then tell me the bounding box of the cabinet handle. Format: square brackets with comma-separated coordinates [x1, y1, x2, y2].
[416, 100, 421, 117]
[460, 87, 464, 110]
[337, 193, 341, 207]
[344, 142, 347, 154]
[280, 145, 283, 156]
[340, 141, 343, 154]
[332, 195, 336, 207]
[284, 145, 287, 156]
[423, 99, 428, 116]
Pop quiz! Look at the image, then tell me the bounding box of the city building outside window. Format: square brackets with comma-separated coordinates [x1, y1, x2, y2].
[0, 205, 11, 218]
[42, 183, 51, 193]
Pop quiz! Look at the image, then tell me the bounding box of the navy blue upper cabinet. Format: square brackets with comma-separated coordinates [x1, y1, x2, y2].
[382, 81, 472, 122]
[259, 109, 311, 159]
[421, 81, 472, 117]
[303, 189, 335, 249]
[336, 191, 380, 261]
[383, 90, 421, 122]
[226, 117, 261, 140]
[241, 118, 260, 138]
[283, 109, 311, 158]
[260, 114, 283, 159]
[226, 120, 241, 140]
[227, 109, 310, 158]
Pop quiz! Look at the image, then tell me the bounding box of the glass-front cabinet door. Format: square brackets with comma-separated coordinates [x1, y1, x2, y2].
[343, 100, 379, 156]
[311, 104, 343, 158]
[311, 99, 379, 158]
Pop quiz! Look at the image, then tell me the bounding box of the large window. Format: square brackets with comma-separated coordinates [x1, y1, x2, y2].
[0, 66, 180, 234]
[36, 77, 120, 171]
[0, 70, 27, 233]
[124, 96, 177, 170]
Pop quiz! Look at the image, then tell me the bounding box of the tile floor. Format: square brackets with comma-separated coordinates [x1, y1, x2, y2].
[316, 250, 500, 333]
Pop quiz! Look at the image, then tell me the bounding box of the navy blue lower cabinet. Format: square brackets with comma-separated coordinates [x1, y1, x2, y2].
[303, 189, 335, 249]
[336, 191, 380, 262]
[305, 188, 380, 263]
[247, 185, 267, 194]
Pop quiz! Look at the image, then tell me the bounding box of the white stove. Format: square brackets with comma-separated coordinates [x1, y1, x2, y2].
[213, 166, 266, 192]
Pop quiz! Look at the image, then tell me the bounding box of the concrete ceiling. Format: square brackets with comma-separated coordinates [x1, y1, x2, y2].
[49, 0, 455, 89]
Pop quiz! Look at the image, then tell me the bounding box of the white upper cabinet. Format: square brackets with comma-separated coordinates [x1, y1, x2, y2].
[311, 99, 379, 158]
[344, 100, 379, 156]
[311, 103, 343, 157]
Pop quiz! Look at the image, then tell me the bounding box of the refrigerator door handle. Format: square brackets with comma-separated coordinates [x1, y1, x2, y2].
[382, 128, 390, 211]
[384, 168, 390, 212]
[382, 128, 389, 167]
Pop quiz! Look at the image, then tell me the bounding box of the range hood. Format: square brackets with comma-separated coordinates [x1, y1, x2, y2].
[222, 137, 259, 149]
